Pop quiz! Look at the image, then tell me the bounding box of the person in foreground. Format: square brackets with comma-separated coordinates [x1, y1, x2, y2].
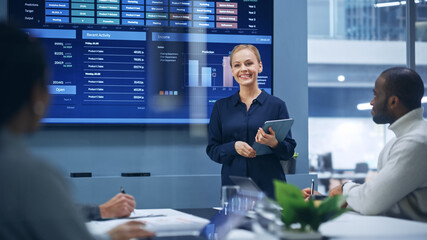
[206, 44, 296, 198]
[0, 24, 154, 239]
[304, 67, 427, 222]
[79, 192, 137, 220]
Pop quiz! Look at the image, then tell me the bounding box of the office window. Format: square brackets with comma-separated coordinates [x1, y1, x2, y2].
[307, 0, 425, 172]
[416, 1, 427, 85]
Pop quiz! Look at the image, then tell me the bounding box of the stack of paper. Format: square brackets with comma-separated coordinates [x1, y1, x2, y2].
[86, 208, 210, 237]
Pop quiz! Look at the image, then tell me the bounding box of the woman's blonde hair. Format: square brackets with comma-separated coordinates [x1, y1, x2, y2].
[229, 44, 261, 67]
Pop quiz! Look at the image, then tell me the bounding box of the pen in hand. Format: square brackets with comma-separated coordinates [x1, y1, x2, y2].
[310, 179, 314, 199]
[120, 186, 136, 214]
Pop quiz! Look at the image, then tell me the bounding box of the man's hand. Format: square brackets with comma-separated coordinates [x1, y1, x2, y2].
[329, 184, 343, 197]
[99, 193, 136, 218]
[235, 141, 256, 158]
[328, 184, 348, 208]
[108, 221, 155, 240]
[255, 127, 278, 148]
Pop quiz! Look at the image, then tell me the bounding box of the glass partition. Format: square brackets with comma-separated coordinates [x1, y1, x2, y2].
[416, 1, 427, 86]
[307, 0, 427, 193]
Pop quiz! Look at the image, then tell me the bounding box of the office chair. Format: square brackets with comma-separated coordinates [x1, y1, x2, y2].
[353, 162, 369, 184]
[355, 162, 369, 173]
[281, 157, 296, 174]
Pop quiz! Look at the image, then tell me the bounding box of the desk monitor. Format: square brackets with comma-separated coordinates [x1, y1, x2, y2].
[317, 152, 333, 172]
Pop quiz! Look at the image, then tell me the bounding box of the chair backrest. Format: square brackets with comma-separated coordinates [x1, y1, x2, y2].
[355, 162, 369, 173]
[281, 158, 296, 174]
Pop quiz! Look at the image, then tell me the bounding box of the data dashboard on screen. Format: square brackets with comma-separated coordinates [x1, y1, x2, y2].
[9, 0, 273, 124]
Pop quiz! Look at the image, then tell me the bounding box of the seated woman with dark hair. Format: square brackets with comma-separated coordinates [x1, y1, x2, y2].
[0, 24, 154, 240]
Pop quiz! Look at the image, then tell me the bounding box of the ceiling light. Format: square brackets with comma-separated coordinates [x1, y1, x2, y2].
[375, 0, 421, 7]
[357, 103, 372, 111]
[337, 75, 345, 82]
[374, 2, 401, 7]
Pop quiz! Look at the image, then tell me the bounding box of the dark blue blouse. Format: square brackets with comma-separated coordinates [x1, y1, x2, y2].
[206, 90, 296, 198]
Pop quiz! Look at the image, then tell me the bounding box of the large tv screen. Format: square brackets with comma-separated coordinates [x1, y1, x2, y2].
[8, 0, 273, 124]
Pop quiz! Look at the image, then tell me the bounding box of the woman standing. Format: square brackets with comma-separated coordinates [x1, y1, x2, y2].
[206, 44, 296, 198]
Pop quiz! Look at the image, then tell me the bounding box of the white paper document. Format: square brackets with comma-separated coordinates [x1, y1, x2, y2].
[319, 212, 427, 238]
[86, 208, 210, 237]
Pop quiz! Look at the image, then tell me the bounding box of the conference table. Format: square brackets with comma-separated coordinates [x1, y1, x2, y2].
[153, 208, 218, 240]
[319, 211, 427, 240]
[87, 208, 427, 239]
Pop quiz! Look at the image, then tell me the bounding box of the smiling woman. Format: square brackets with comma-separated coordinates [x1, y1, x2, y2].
[206, 44, 297, 198]
[230, 45, 263, 96]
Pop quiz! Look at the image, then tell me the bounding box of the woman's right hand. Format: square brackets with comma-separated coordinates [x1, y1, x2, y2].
[302, 187, 322, 201]
[235, 141, 256, 158]
[301, 187, 312, 200]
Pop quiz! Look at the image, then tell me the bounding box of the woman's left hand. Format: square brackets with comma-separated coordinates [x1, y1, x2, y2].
[255, 127, 278, 148]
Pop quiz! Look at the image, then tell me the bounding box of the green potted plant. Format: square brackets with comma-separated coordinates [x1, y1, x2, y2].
[273, 180, 346, 239]
[292, 152, 299, 160]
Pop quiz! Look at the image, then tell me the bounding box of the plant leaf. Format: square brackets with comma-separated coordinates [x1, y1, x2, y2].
[318, 195, 347, 222]
[273, 181, 347, 231]
[274, 180, 312, 227]
[274, 180, 304, 201]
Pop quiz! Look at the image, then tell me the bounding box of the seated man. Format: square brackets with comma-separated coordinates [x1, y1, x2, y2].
[304, 67, 427, 222]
